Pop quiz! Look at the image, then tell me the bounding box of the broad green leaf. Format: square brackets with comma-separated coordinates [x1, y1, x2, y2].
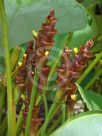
[50, 112, 102, 136]
[82, 0, 100, 7]
[68, 13, 98, 48]
[77, 84, 102, 111]
[83, 91, 102, 111]
[68, 23, 97, 48]
[48, 14, 98, 54]
[0, 0, 87, 51]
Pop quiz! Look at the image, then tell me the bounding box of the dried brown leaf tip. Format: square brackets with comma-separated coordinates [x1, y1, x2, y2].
[57, 39, 94, 113]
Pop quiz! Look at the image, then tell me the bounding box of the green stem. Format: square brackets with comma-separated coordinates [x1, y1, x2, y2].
[25, 70, 39, 136]
[14, 86, 21, 105]
[77, 51, 102, 84]
[84, 69, 102, 90]
[37, 103, 60, 136]
[46, 116, 61, 136]
[35, 95, 42, 106]
[0, 1, 16, 136]
[16, 104, 25, 135]
[41, 102, 57, 136]
[61, 102, 66, 124]
[42, 95, 48, 118]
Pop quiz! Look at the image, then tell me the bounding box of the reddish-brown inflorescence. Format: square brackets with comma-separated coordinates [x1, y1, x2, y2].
[57, 40, 94, 113]
[15, 9, 57, 135]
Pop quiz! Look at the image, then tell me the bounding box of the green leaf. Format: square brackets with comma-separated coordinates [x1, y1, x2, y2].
[68, 21, 98, 48]
[47, 33, 73, 66]
[0, 0, 87, 50]
[48, 33, 68, 64]
[93, 15, 102, 35]
[77, 84, 102, 111]
[50, 111, 102, 136]
[46, 33, 73, 92]
[82, 0, 100, 7]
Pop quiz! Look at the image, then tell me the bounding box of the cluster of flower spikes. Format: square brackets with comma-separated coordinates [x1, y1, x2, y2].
[57, 40, 94, 113]
[15, 9, 57, 135]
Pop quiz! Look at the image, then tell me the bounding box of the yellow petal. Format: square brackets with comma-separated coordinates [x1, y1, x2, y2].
[32, 30, 38, 37]
[45, 51, 49, 56]
[73, 47, 78, 54]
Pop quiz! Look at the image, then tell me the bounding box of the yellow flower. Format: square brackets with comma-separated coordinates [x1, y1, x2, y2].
[73, 47, 78, 54]
[45, 51, 49, 56]
[71, 94, 77, 101]
[18, 61, 22, 67]
[32, 30, 38, 37]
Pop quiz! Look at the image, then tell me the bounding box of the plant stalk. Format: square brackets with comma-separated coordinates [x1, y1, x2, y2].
[61, 102, 66, 124]
[0, 1, 16, 136]
[46, 116, 61, 136]
[84, 69, 102, 90]
[37, 103, 60, 136]
[42, 95, 48, 118]
[16, 104, 25, 135]
[24, 70, 39, 136]
[41, 101, 59, 136]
